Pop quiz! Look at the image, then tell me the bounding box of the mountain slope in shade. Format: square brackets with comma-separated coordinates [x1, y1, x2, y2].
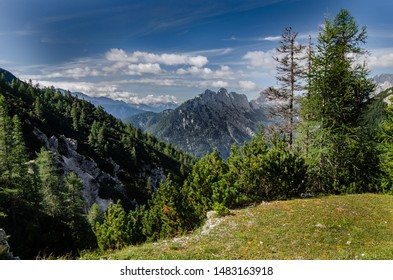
[127, 88, 268, 158]
[0, 68, 192, 210]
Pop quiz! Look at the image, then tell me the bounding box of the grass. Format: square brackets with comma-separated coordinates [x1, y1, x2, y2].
[79, 193, 393, 260]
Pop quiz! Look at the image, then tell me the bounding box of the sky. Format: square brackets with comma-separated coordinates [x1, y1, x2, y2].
[1, 0, 393, 105]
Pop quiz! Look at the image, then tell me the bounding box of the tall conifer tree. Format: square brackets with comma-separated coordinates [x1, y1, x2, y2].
[299, 9, 376, 193]
[266, 27, 306, 149]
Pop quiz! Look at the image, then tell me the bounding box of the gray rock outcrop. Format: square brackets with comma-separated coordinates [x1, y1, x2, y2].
[0, 229, 19, 260]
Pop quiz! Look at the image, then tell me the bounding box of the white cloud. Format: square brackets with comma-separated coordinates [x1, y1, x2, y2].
[238, 80, 258, 91]
[122, 78, 176, 86]
[243, 50, 276, 69]
[262, 36, 281, 41]
[367, 49, 393, 69]
[197, 80, 229, 89]
[176, 65, 235, 79]
[105, 49, 208, 67]
[28, 79, 177, 105]
[128, 94, 178, 105]
[46, 67, 101, 79]
[211, 81, 229, 88]
[126, 63, 163, 75]
[105, 48, 136, 62]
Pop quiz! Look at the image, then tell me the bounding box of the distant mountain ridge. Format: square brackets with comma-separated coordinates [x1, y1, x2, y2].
[58, 90, 178, 120]
[374, 73, 393, 93]
[127, 88, 268, 158]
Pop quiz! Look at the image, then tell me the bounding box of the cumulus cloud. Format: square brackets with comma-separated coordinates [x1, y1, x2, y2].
[243, 50, 276, 69]
[367, 49, 393, 69]
[176, 65, 235, 79]
[105, 48, 136, 62]
[46, 67, 101, 79]
[196, 80, 229, 89]
[126, 63, 163, 75]
[238, 80, 258, 91]
[211, 80, 229, 88]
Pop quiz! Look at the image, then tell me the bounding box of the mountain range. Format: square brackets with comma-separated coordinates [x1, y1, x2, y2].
[59, 90, 178, 120]
[127, 88, 269, 158]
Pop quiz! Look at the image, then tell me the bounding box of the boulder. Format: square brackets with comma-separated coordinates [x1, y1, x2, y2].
[0, 228, 19, 260]
[0, 228, 10, 257]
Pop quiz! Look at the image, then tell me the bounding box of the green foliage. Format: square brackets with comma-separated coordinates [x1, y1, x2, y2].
[94, 201, 130, 251]
[143, 178, 180, 241]
[88, 203, 103, 226]
[182, 149, 228, 216]
[35, 148, 62, 217]
[212, 202, 230, 217]
[94, 200, 146, 251]
[377, 96, 393, 194]
[0, 67, 194, 258]
[182, 131, 307, 218]
[298, 9, 377, 193]
[262, 135, 308, 198]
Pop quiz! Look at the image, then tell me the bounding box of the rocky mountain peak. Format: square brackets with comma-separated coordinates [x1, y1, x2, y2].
[128, 88, 268, 158]
[374, 73, 393, 94]
[196, 88, 252, 113]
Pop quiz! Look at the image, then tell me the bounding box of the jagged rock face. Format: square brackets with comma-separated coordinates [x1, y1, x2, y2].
[128, 88, 268, 158]
[32, 126, 123, 212]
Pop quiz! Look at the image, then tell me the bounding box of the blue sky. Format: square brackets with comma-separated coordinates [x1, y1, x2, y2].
[1, 0, 393, 104]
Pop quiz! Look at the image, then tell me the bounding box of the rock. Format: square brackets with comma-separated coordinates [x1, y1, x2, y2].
[32, 126, 125, 213]
[0, 229, 19, 260]
[0, 229, 10, 256]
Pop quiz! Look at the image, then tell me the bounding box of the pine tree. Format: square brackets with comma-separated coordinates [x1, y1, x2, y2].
[0, 95, 13, 182]
[35, 148, 62, 217]
[142, 176, 186, 240]
[33, 97, 44, 120]
[182, 149, 228, 216]
[64, 172, 85, 219]
[10, 116, 28, 179]
[298, 9, 376, 193]
[94, 200, 129, 251]
[88, 203, 103, 227]
[266, 27, 306, 149]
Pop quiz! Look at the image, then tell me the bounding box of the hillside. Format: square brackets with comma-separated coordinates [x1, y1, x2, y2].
[0, 68, 193, 207]
[80, 194, 393, 260]
[0, 68, 194, 259]
[127, 88, 268, 158]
